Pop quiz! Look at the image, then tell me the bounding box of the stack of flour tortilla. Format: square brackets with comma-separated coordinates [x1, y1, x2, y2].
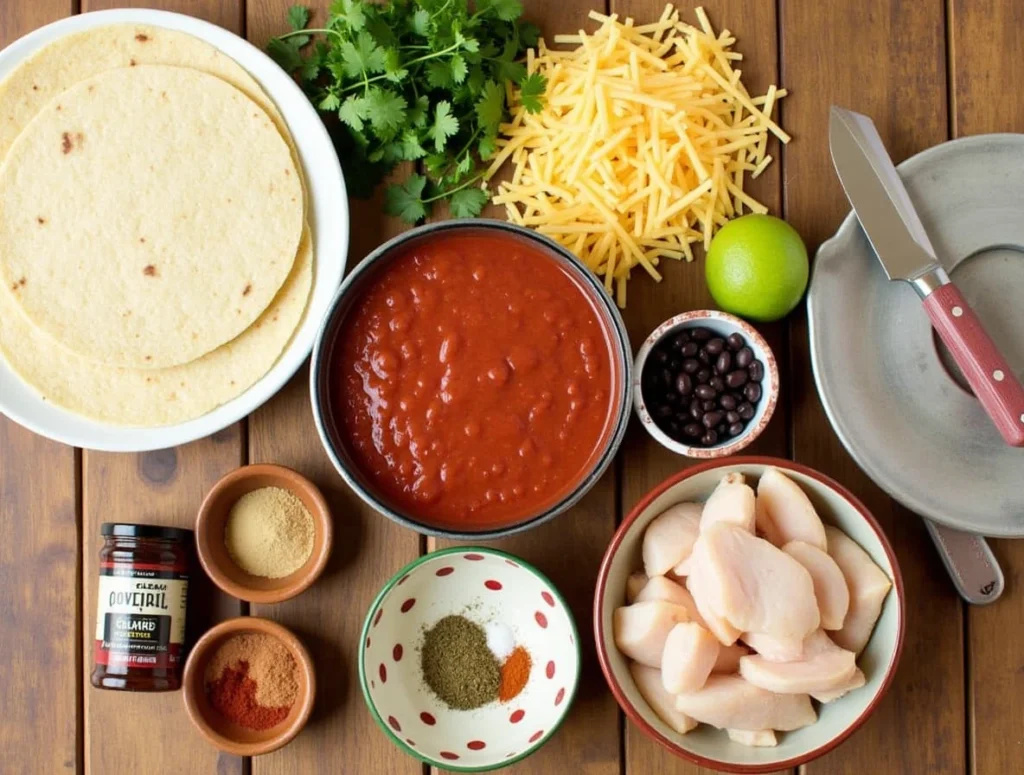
[0, 25, 313, 426]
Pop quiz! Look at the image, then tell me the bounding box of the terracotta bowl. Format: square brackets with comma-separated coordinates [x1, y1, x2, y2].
[182, 617, 315, 756]
[195, 464, 332, 603]
[360, 547, 581, 771]
[633, 310, 779, 458]
[594, 458, 905, 773]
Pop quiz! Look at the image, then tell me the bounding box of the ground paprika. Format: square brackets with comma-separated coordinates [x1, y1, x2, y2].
[207, 663, 290, 730]
[498, 645, 531, 702]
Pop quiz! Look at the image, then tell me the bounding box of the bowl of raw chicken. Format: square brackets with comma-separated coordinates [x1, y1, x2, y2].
[594, 458, 904, 773]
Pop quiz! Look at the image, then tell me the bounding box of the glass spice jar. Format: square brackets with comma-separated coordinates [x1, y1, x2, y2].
[91, 523, 192, 691]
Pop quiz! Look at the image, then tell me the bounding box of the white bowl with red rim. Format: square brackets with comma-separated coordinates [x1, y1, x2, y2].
[634, 310, 779, 458]
[359, 546, 581, 771]
[593, 458, 905, 773]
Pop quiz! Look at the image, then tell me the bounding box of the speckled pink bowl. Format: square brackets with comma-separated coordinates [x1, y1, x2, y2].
[633, 310, 779, 458]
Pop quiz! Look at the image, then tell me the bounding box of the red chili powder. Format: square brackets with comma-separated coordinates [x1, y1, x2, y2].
[207, 661, 290, 731]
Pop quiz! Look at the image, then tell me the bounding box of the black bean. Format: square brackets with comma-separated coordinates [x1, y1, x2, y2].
[655, 404, 673, 419]
[671, 332, 690, 350]
[682, 358, 700, 374]
[726, 332, 745, 351]
[729, 422, 745, 437]
[696, 367, 712, 384]
[748, 360, 765, 382]
[705, 337, 725, 355]
[716, 423, 727, 435]
[653, 349, 669, 364]
[726, 370, 748, 388]
[715, 351, 732, 375]
[719, 394, 737, 411]
[690, 399, 705, 420]
[668, 356, 682, 371]
[726, 410, 740, 424]
[683, 422, 703, 438]
[744, 382, 762, 403]
[709, 376, 725, 392]
[667, 420, 681, 436]
[690, 327, 712, 341]
[675, 373, 693, 395]
[695, 384, 716, 400]
[738, 402, 755, 420]
[698, 348, 712, 364]
[702, 399, 717, 411]
[703, 410, 724, 428]
[735, 346, 754, 368]
[661, 368, 673, 385]
[701, 429, 719, 446]
[681, 342, 698, 357]
[729, 391, 745, 405]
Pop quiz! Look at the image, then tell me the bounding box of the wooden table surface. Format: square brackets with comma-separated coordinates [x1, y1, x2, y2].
[1, 0, 1021, 773]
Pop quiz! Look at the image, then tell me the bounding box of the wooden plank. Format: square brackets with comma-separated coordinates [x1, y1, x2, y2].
[605, 1, 786, 773]
[0, 14, 83, 775]
[780, 2, 966, 774]
[246, 5, 422, 773]
[78, 3, 246, 774]
[425, 2, 623, 773]
[947, 2, 1024, 772]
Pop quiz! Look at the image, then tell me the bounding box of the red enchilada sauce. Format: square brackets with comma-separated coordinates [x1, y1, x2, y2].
[334, 232, 617, 530]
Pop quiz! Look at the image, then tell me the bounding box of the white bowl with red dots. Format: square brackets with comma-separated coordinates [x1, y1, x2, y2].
[359, 546, 581, 771]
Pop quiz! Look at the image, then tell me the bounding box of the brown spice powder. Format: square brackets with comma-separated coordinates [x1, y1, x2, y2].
[205, 633, 298, 708]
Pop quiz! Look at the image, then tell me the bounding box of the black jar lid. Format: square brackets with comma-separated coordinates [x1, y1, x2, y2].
[100, 523, 193, 541]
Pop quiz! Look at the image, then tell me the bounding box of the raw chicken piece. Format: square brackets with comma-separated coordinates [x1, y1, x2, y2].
[824, 526, 892, 654]
[614, 601, 692, 667]
[755, 467, 827, 550]
[742, 632, 804, 662]
[700, 473, 756, 533]
[635, 576, 705, 625]
[661, 622, 720, 694]
[727, 729, 777, 747]
[783, 540, 850, 630]
[739, 629, 856, 694]
[685, 549, 741, 646]
[672, 556, 693, 577]
[692, 524, 819, 641]
[674, 674, 817, 731]
[626, 572, 648, 603]
[630, 663, 699, 735]
[643, 502, 703, 577]
[713, 643, 751, 673]
[812, 666, 866, 703]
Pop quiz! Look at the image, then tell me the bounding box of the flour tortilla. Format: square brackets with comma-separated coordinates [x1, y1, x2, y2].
[0, 24, 309, 205]
[0, 65, 303, 369]
[0, 226, 313, 426]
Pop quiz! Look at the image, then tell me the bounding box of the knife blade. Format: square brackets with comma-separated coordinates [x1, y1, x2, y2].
[828, 105, 1024, 447]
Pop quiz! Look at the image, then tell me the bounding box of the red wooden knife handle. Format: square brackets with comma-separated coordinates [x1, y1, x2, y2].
[923, 283, 1024, 447]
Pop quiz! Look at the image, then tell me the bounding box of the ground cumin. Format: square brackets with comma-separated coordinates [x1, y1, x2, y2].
[420, 615, 500, 710]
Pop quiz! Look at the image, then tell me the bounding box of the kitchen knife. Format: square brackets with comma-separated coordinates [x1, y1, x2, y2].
[829, 106, 1024, 447]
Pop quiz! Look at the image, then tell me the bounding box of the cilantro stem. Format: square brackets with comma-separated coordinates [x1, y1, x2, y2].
[339, 41, 464, 95]
[423, 172, 488, 204]
[276, 28, 342, 42]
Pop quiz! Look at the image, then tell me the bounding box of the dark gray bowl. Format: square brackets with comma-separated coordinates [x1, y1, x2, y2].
[309, 219, 632, 540]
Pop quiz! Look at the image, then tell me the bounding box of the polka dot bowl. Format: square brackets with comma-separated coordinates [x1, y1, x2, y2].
[359, 546, 581, 771]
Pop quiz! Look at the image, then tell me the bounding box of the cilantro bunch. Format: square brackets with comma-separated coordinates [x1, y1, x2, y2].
[268, 1, 545, 222]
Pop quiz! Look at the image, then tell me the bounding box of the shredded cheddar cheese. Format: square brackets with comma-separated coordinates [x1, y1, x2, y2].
[491, 4, 788, 307]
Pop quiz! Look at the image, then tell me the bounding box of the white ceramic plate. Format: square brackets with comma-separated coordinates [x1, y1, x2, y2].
[595, 459, 905, 773]
[0, 9, 348, 451]
[809, 135, 1024, 536]
[360, 547, 581, 771]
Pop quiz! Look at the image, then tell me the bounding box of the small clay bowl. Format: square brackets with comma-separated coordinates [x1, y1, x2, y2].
[183, 616, 316, 756]
[196, 464, 332, 603]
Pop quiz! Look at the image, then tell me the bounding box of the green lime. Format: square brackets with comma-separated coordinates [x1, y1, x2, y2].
[705, 214, 809, 322]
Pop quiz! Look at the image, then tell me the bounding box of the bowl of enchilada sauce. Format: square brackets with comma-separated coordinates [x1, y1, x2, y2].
[312, 222, 631, 538]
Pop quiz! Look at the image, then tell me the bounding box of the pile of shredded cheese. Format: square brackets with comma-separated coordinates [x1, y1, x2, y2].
[489, 5, 788, 307]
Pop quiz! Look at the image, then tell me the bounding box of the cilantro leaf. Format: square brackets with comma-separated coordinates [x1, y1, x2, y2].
[407, 95, 430, 128]
[475, 81, 505, 134]
[519, 72, 547, 114]
[399, 130, 427, 160]
[266, 38, 304, 73]
[429, 101, 459, 152]
[338, 95, 370, 132]
[449, 187, 490, 218]
[329, 0, 365, 30]
[478, 0, 524, 22]
[410, 8, 430, 37]
[450, 54, 468, 84]
[384, 175, 428, 223]
[365, 88, 407, 135]
[319, 92, 341, 111]
[478, 134, 498, 160]
[425, 60, 453, 89]
[287, 5, 310, 31]
[519, 22, 540, 47]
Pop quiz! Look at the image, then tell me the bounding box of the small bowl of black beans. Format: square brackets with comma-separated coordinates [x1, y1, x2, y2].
[634, 310, 778, 458]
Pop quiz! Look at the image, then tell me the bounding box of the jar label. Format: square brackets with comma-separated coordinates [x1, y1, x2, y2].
[94, 563, 188, 670]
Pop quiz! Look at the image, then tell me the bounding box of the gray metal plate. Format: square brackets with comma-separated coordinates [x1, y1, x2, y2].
[809, 134, 1024, 537]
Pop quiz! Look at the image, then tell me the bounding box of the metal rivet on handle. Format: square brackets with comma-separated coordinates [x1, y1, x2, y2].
[952, 306, 963, 317]
[993, 370, 1005, 382]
